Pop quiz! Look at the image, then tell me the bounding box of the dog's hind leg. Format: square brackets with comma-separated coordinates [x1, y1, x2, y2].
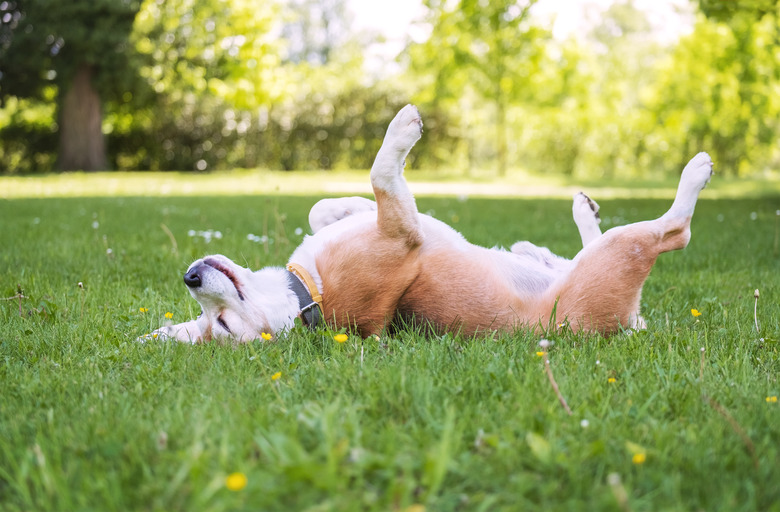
[546, 152, 713, 334]
[308, 196, 377, 233]
[572, 192, 602, 247]
[571, 191, 647, 326]
[370, 104, 425, 246]
[508, 192, 602, 272]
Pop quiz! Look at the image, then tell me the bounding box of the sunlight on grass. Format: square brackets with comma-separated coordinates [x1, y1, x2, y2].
[2, 169, 779, 199]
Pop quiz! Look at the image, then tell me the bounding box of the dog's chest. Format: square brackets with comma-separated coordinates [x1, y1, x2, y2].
[287, 212, 378, 294]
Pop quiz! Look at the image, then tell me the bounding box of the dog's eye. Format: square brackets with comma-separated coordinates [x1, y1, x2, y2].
[217, 315, 231, 334]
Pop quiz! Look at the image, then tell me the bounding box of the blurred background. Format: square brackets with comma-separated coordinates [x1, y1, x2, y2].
[0, 0, 778, 179]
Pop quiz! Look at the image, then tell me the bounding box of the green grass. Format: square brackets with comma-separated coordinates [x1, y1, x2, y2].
[1, 182, 779, 511]
[2, 168, 780, 200]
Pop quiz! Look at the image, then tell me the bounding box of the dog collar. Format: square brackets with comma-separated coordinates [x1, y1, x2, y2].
[286, 263, 323, 329]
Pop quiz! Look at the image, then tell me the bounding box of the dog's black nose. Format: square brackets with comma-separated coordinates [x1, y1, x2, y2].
[183, 268, 202, 288]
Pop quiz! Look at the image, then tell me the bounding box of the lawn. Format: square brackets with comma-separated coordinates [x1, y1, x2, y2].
[0, 175, 779, 511]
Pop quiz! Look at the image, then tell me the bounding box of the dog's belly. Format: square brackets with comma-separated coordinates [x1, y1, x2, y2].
[395, 243, 558, 335]
[301, 213, 561, 336]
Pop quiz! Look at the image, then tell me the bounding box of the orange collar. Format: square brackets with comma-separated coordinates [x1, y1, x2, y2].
[286, 262, 323, 310]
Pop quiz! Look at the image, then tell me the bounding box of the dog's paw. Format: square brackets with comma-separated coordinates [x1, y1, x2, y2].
[627, 312, 647, 332]
[139, 324, 200, 344]
[384, 104, 423, 153]
[572, 192, 600, 226]
[137, 331, 163, 343]
[680, 152, 714, 191]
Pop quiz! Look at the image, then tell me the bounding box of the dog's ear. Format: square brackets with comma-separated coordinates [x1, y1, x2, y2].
[140, 320, 203, 344]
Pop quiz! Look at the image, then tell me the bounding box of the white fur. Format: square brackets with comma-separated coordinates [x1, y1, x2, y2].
[664, 152, 714, 220]
[148, 257, 300, 342]
[369, 104, 422, 197]
[308, 196, 376, 234]
[572, 192, 602, 247]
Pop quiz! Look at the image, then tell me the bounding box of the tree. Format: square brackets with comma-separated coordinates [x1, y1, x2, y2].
[648, 2, 780, 176]
[698, 0, 777, 22]
[408, 0, 548, 175]
[0, 0, 143, 171]
[125, 0, 288, 171]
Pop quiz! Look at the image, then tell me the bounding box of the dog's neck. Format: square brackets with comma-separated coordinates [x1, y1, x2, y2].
[285, 268, 321, 328]
[252, 267, 305, 334]
[257, 267, 320, 334]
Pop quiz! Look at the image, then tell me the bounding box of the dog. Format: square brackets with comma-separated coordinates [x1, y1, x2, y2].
[148, 105, 713, 343]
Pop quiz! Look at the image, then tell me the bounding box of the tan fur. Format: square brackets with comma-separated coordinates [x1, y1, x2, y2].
[394, 248, 543, 334]
[548, 218, 691, 333]
[318, 226, 421, 336]
[373, 188, 425, 246]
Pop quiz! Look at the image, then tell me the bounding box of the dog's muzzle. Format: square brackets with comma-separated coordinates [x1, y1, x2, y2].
[183, 267, 202, 288]
[183, 259, 245, 300]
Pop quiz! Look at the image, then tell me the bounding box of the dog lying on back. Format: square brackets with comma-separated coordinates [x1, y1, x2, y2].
[148, 105, 713, 343]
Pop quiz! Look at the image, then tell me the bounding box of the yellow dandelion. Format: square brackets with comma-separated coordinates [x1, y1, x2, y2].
[536, 351, 545, 357]
[632, 453, 646, 465]
[139, 307, 148, 313]
[334, 333, 348, 343]
[608, 377, 617, 383]
[165, 312, 173, 319]
[260, 332, 272, 341]
[691, 309, 702, 317]
[766, 396, 778, 403]
[225, 472, 247, 491]
[271, 371, 282, 381]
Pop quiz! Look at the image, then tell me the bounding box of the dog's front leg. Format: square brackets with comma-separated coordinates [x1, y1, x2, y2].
[370, 104, 424, 246]
[143, 320, 204, 344]
[316, 106, 425, 337]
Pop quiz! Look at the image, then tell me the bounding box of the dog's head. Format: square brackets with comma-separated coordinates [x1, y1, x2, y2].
[181, 254, 278, 342]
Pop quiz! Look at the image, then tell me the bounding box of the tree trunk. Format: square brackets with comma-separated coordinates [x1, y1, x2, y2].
[58, 63, 107, 171]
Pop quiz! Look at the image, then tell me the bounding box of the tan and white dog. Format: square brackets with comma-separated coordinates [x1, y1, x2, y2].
[150, 105, 713, 343]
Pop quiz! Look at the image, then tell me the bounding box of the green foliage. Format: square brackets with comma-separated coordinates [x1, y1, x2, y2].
[651, 6, 780, 176]
[0, 0, 144, 171]
[1, 0, 780, 176]
[0, 0, 142, 100]
[407, 0, 549, 174]
[0, 185, 778, 510]
[699, 0, 777, 22]
[103, 0, 419, 172]
[0, 95, 57, 172]
[512, 2, 669, 179]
